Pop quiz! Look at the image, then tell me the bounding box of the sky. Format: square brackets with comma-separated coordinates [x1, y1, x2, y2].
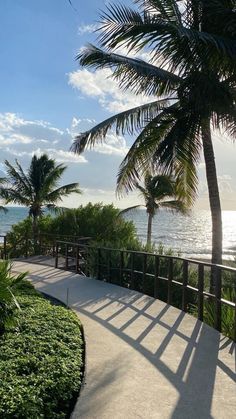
[0, 0, 235, 210]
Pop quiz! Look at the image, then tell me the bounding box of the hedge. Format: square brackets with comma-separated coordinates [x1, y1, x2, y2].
[0, 287, 84, 419]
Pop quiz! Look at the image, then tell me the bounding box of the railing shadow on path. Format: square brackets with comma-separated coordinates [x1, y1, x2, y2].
[18, 264, 235, 419]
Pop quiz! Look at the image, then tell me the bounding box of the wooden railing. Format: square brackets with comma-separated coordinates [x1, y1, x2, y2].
[54, 242, 236, 341]
[0, 234, 91, 259]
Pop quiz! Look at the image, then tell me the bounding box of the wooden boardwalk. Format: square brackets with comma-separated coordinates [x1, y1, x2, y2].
[13, 259, 236, 419]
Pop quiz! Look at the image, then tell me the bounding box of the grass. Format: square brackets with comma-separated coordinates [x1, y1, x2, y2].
[0, 280, 84, 419]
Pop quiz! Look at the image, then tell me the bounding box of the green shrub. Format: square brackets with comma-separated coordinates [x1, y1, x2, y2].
[190, 287, 235, 341]
[49, 203, 139, 248]
[0, 283, 84, 418]
[6, 203, 140, 257]
[0, 260, 28, 335]
[6, 216, 53, 258]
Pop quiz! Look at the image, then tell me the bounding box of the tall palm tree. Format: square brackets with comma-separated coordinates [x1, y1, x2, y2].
[71, 0, 236, 265]
[0, 154, 81, 242]
[121, 173, 187, 246]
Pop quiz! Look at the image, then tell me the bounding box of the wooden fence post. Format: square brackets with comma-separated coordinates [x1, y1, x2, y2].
[214, 266, 222, 332]
[55, 243, 59, 268]
[120, 250, 124, 286]
[198, 264, 204, 321]
[107, 249, 111, 283]
[167, 258, 173, 305]
[154, 255, 160, 299]
[65, 244, 69, 269]
[97, 248, 101, 280]
[182, 260, 188, 312]
[142, 253, 147, 293]
[130, 252, 135, 290]
[76, 245, 79, 273]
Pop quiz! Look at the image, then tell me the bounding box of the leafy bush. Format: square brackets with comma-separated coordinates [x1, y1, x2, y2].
[190, 287, 235, 340]
[0, 281, 84, 418]
[0, 260, 28, 335]
[6, 216, 53, 258]
[6, 203, 140, 257]
[49, 203, 139, 248]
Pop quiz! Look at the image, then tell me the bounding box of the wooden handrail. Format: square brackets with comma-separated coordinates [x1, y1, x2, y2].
[54, 240, 236, 341]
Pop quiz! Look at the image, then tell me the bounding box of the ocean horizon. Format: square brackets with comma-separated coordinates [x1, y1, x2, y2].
[0, 206, 236, 260]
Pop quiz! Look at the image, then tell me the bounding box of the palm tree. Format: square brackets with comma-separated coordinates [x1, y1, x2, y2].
[0, 154, 81, 243]
[71, 0, 236, 265]
[120, 173, 187, 246]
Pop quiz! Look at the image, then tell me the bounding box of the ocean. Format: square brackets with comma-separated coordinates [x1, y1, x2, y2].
[0, 207, 236, 260]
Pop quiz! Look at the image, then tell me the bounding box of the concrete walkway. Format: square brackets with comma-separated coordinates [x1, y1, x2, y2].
[13, 260, 236, 419]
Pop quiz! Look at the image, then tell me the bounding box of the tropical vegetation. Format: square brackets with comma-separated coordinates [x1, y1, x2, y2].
[71, 0, 236, 266]
[120, 172, 187, 246]
[5, 203, 140, 257]
[0, 260, 27, 335]
[0, 154, 81, 245]
[0, 262, 84, 418]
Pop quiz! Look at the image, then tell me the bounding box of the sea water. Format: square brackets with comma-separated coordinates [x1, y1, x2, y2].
[0, 207, 236, 260]
[123, 209, 236, 260]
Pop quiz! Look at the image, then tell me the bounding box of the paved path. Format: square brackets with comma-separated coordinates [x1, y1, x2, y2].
[13, 260, 236, 419]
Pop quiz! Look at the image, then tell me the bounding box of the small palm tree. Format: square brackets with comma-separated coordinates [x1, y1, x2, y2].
[0, 154, 81, 243]
[121, 173, 187, 247]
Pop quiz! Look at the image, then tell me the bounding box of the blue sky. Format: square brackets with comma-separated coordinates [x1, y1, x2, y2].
[0, 0, 235, 210]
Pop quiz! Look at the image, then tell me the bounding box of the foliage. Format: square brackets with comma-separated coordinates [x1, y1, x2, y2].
[52, 203, 139, 247]
[0, 155, 81, 216]
[191, 287, 235, 341]
[0, 282, 84, 418]
[0, 260, 28, 335]
[6, 216, 53, 258]
[6, 203, 140, 257]
[71, 0, 236, 264]
[0, 154, 81, 251]
[87, 240, 196, 309]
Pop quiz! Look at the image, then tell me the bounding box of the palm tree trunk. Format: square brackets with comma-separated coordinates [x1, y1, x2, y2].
[202, 119, 222, 268]
[147, 212, 153, 247]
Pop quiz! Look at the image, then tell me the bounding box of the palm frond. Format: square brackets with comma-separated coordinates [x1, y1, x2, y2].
[146, 174, 175, 200]
[135, 0, 183, 25]
[159, 199, 188, 214]
[71, 99, 170, 154]
[118, 204, 142, 216]
[4, 160, 32, 198]
[0, 206, 7, 214]
[45, 183, 81, 203]
[78, 44, 181, 95]
[116, 104, 178, 194]
[0, 187, 30, 206]
[153, 113, 201, 203]
[98, 3, 236, 75]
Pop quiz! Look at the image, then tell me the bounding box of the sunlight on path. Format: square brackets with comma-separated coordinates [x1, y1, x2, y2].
[13, 260, 236, 419]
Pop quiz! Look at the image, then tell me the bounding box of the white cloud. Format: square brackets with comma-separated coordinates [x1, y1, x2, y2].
[33, 148, 87, 164]
[68, 68, 154, 113]
[78, 23, 98, 35]
[92, 133, 129, 157]
[68, 45, 157, 113]
[70, 118, 129, 157]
